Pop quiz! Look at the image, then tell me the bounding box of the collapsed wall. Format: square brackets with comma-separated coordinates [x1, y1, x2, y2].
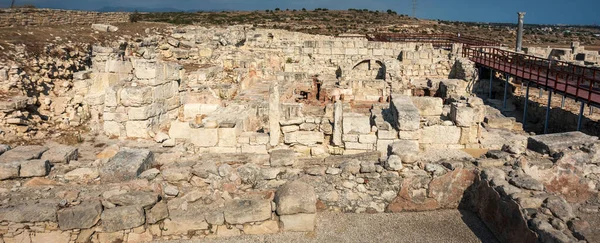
[0, 8, 130, 28]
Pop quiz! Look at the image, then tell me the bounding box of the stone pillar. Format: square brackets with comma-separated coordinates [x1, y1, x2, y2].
[516, 12, 526, 52]
[333, 101, 343, 146]
[269, 82, 281, 146]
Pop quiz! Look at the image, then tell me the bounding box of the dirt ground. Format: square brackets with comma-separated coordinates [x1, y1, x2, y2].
[162, 210, 499, 243]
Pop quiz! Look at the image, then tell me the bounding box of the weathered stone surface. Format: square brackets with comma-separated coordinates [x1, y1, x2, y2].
[161, 167, 192, 182]
[428, 169, 476, 208]
[30, 231, 71, 243]
[284, 131, 324, 145]
[0, 145, 48, 163]
[528, 131, 598, 155]
[420, 125, 461, 145]
[243, 220, 279, 235]
[57, 200, 102, 230]
[390, 95, 420, 131]
[100, 148, 154, 182]
[162, 216, 208, 236]
[41, 146, 78, 164]
[0, 161, 20, 180]
[544, 196, 574, 221]
[275, 180, 316, 215]
[389, 140, 420, 163]
[19, 159, 50, 178]
[270, 149, 296, 167]
[64, 168, 99, 182]
[101, 206, 145, 232]
[385, 155, 403, 170]
[342, 113, 371, 134]
[333, 101, 343, 146]
[450, 103, 474, 127]
[387, 171, 438, 212]
[279, 213, 316, 232]
[471, 176, 538, 243]
[509, 174, 544, 191]
[108, 191, 159, 208]
[0, 203, 57, 222]
[269, 82, 281, 146]
[0, 144, 10, 156]
[146, 200, 168, 224]
[92, 24, 119, 32]
[411, 97, 443, 116]
[223, 199, 272, 224]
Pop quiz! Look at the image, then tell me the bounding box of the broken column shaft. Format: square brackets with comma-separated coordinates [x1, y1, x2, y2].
[516, 12, 526, 52]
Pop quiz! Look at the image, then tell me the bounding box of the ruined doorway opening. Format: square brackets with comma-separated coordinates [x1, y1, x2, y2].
[352, 60, 387, 81]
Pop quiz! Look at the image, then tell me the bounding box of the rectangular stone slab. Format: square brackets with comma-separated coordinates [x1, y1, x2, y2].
[0, 145, 48, 163]
[100, 148, 154, 182]
[527, 132, 599, 155]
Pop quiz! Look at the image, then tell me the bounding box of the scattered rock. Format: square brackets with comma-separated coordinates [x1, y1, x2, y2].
[57, 200, 102, 230]
[100, 206, 145, 232]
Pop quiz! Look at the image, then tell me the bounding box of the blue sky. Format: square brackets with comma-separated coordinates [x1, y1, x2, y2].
[2, 0, 598, 25]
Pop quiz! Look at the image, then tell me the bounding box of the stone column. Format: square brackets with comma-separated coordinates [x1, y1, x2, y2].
[269, 82, 281, 146]
[333, 101, 343, 146]
[516, 12, 526, 52]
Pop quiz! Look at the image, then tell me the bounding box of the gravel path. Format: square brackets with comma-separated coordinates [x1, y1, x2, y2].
[160, 210, 499, 243]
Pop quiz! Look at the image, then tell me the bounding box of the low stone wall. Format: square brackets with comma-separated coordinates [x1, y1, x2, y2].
[0, 8, 130, 28]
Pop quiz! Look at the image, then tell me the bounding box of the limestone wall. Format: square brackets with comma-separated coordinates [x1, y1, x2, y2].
[0, 8, 130, 28]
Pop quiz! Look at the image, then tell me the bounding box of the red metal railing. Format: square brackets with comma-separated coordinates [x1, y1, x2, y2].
[463, 46, 600, 105]
[367, 33, 499, 49]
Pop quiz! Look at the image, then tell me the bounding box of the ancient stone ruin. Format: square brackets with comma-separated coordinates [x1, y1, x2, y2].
[0, 15, 600, 243]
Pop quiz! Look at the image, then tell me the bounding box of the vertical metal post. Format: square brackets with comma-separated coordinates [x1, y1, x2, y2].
[561, 95, 565, 108]
[489, 69, 493, 99]
[523, 82, 530, 129]
[503, 74, 509, 110]
[544, 89, 553, 134]
[577, 102, 585, 131]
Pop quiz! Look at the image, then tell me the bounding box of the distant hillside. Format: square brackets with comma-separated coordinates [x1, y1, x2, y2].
[97, 6, 183, 12]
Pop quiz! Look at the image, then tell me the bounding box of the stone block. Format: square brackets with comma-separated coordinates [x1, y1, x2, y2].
[183, 103, 220, 120]
[345, 142, 374, 150]
[270, 149, 296, 167]
[284, 131, 324, 146]
[132, 59, 158, 79]
[218, 127, 239, 147]
[390, 95, 420, 131]
[41, 146, 78, 164]
[0, 203, 57, 222]
[127, 104, 162, 120]
[484, 116, 515, 130]
[57, 200, 103, 230]
[190, 128, 219, 147]
[280, 214, 316, 232]
[105, 60, 133, 74]
[376, 139, 397, 160]
[528, 132, 599, 155]
[0, 162, 20, 180]
[241, 144, 268, 154]
[420, 125, 461, 145]
[100, 148, 154, 183]
[19, 159, 50, 178]
[120, 86, 153, 107]
[104, 121, 123, 137]
[359, 134, 378, 144]
[0, 145, 48, 163]
[125, 120, 153, 138]
[223, 199, 272, 224]
[342, 134, 359, 142]
[274, 181, 317, 215]
[390, 140, 420, 163]
[342, 113, 371, 134]
[146, 201, 169, 224]
[399, 130, 421, 140]
[450, 103, 474, 127]
[168, 121, 192, 140]
[411, 97, 443, 116]
[377, 130, 398, 140]
[101, 206, 145, 232]
[281, 125, 300, 133]
[243, 220, 279, 235]
[162, 216, 208, 236]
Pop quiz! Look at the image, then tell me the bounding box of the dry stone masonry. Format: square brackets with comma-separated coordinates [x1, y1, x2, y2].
[0, 20, 599, 243]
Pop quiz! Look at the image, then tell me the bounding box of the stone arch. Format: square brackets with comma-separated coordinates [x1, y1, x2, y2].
[348, 58, 387, 80]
